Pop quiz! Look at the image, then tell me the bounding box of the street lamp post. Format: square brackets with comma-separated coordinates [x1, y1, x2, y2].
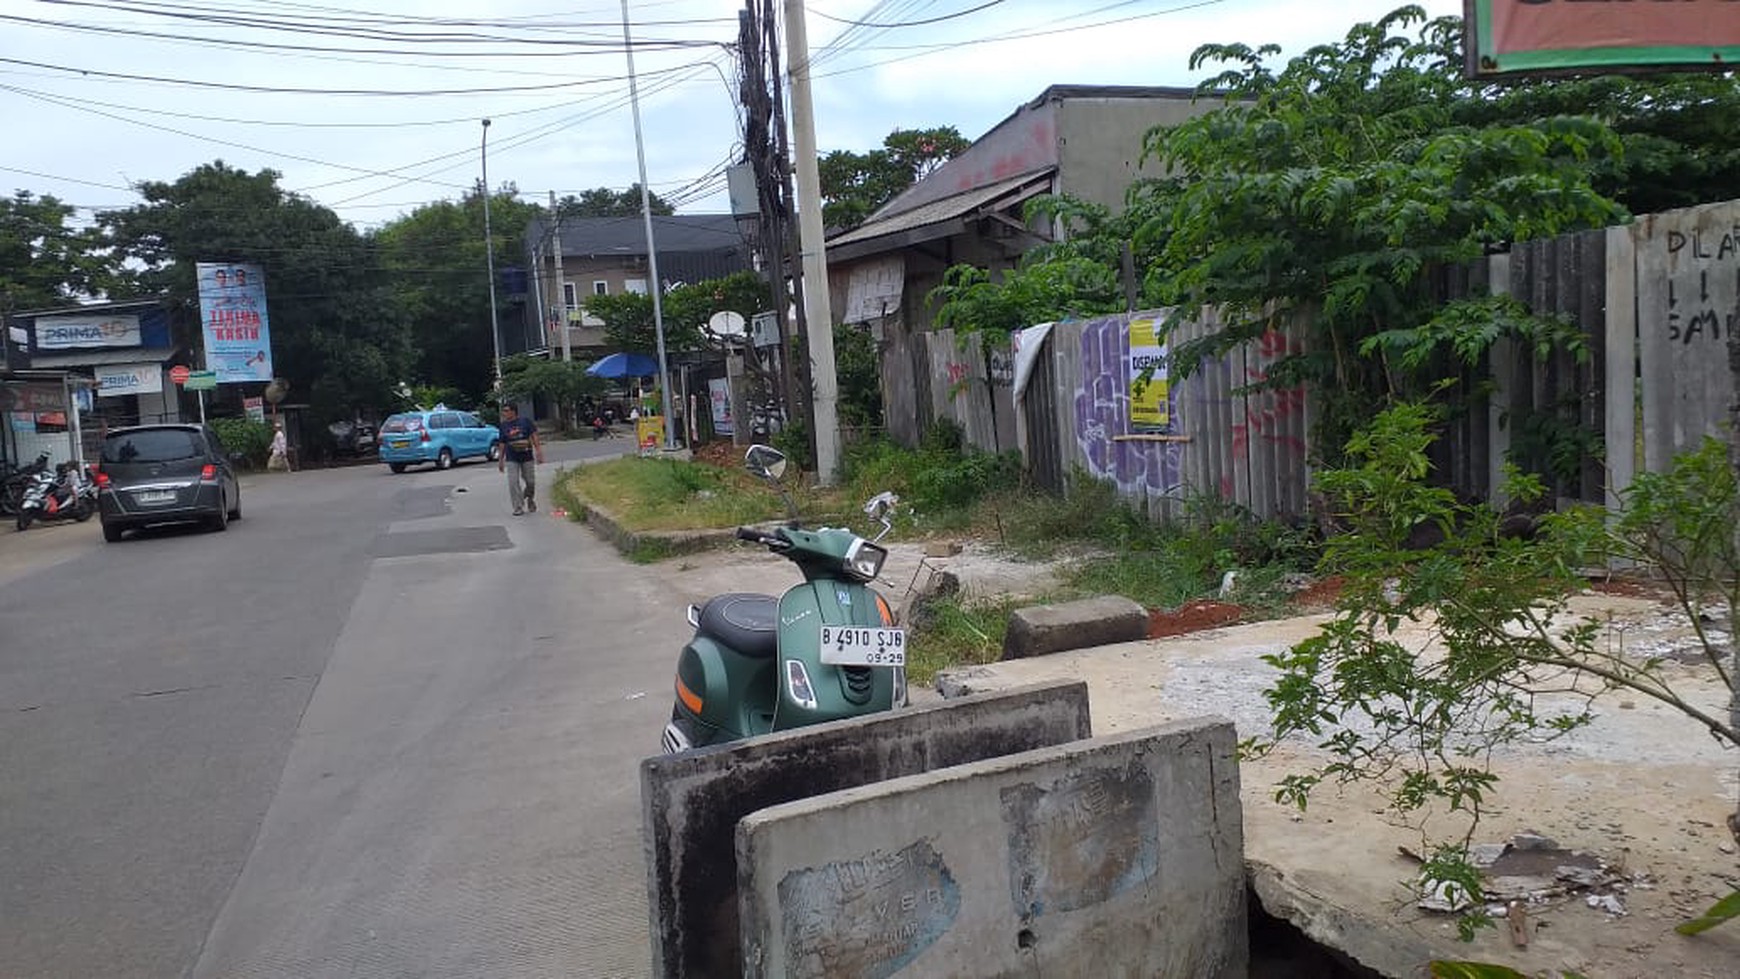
[621, 0, 675, 449]
[481, 118, 504, 394]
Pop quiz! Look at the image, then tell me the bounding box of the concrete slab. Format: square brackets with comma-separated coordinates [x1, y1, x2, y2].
[639, 680, 1091, 979]
[1002, 594, 1148, 659]
[933, 595, 1740, 978]
[736, 717, 1247, 979]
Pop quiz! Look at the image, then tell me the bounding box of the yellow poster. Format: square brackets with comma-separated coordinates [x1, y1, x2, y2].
[636, 415, 665, 455]
[1128, 317, 1170, 431]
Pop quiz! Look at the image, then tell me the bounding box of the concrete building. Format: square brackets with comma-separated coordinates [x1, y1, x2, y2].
[3, 300, 180, 466]
[522, 214, 754, 356]
[824, 85, 1221, 335]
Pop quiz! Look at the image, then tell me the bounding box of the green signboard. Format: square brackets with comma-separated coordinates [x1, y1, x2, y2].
[1466, 0, 1740, 78]
[184, 370, 218, 392]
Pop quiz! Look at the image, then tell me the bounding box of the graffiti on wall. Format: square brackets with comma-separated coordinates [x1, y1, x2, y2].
[1072, 312, 1308, 508]
[1074, 315, 1184, 500]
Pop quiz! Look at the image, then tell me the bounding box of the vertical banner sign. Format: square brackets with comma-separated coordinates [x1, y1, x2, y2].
[195, 262, 274, 383]
[1127, 316, 1169, 432]
[708, 378, 735, 435]
[1467, 1, 1740, 78]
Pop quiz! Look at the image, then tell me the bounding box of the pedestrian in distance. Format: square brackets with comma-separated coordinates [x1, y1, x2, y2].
[497, 403, 544, 515]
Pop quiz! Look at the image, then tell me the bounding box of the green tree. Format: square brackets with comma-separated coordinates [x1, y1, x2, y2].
[1144, 7, 1624, 459]
[100, 161, 414, 423]
[819, 126, 970, 230]
[584, 270, 770, 354]
[554, 185, 674, 219]
[1255, 403, 1740, 938]
[498, 354, 606, 431]
[1458, 72, 1740, 217]
[0, 190, 117, 311]
[375, 184, 543, 401]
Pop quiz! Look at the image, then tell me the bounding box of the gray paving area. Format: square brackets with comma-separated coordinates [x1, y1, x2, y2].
[0, 441, 670, 978]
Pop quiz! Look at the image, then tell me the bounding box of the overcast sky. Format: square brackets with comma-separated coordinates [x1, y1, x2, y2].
[0, 0, 1461, 230]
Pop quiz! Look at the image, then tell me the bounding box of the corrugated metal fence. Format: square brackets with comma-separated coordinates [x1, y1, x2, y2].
[877, 197, 1740, 521]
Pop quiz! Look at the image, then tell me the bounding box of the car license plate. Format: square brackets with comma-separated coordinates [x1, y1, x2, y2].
[135, 490, 176, 504]
[390, 439, 410, 449]
[818, 625, 906, 666]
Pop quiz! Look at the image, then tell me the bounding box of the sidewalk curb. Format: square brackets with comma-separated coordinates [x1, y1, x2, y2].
[576, 500, 741, 561]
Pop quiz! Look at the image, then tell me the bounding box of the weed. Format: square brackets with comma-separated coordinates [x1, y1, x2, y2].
[905, 595, 1020, 686]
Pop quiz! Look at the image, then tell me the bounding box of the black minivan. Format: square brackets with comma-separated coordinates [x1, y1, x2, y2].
[95, 424, 242, 542]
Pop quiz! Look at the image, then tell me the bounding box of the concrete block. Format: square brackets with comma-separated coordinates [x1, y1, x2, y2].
[641, 680, 1092, 978]
[737, 717, 1246, 979]
[1002, 595, 1148, 659]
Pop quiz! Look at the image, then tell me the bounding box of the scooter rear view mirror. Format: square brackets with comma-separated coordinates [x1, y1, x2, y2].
[744, 444, 787, 482]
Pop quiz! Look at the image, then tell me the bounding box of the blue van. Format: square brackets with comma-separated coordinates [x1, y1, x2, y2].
[378, 408, 501, 473]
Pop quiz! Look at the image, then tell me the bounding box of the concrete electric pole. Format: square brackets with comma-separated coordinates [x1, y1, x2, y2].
[783, 0, 842, 482]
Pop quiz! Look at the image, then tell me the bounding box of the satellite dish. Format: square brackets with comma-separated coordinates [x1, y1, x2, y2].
[707, 310, 747, 339]
[263, 378, 289, 404]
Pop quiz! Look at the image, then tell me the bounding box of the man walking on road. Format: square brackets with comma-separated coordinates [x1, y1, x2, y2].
[497, 402, 544, 516]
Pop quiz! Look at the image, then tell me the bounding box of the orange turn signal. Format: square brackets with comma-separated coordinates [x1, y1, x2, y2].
[676, 675, 703, 714]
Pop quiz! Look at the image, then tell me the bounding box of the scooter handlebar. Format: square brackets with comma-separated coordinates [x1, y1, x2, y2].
[735, 527, 788, 548]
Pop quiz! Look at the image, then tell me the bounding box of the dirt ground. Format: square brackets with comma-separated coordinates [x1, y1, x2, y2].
[939, 592, 1740, 979]
[648, 538, 1739, 977]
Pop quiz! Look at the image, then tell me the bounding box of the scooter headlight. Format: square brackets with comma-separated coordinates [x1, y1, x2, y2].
[785, 659, 818, 710]
[844, 539, 887, 581]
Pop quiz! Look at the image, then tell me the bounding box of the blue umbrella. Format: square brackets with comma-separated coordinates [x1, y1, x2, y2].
[585, 352, 660, 379]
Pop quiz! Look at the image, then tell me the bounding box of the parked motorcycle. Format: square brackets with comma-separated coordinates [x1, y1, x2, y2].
[0, 453, 50, 517]
[660, 445, 906, 754]
[16, 459, 96, 530]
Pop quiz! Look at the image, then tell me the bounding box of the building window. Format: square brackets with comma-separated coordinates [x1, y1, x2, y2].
[563, 282, 578, 311]
[624, 278, 648, 296]
[592, 280, 609, 296]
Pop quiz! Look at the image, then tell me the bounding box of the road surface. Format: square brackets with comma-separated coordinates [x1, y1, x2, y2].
[0, 438, 686, 978]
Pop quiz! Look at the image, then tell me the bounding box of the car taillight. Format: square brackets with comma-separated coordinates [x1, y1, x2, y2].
[200, 464, 217, 481]
[93, 469, 110, 488]
[420, 430, 431, 442]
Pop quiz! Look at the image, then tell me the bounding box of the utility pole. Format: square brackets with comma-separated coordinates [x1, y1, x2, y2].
[622, 0, 676, 449]
[783, 0, 841, 482]
[481, 118, 504, 392]
[550, 189, 570, 362]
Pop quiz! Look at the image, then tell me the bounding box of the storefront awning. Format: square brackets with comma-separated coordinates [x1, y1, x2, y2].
[28, 348, 176, 369]
[825, 169, 1057, 262]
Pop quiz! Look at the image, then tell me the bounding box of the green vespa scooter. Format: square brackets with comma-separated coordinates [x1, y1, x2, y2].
[660, 445, 906, 754]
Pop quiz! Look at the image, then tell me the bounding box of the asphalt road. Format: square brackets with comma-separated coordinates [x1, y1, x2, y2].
[0, 436, 683, 978]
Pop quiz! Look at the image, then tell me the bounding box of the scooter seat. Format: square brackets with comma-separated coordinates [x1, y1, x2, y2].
[697, 593, 779, 658]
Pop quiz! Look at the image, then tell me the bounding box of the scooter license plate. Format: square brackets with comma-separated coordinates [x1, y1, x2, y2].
[818, 625, 906, 666]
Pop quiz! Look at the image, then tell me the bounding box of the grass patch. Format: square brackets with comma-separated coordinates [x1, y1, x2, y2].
[549, 465, 588, 523]
[905, 596, 1022, 686]
[561, 456, 784, 532]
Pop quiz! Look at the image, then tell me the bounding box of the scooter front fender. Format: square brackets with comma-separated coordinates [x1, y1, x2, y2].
[772, 580, 898, 729]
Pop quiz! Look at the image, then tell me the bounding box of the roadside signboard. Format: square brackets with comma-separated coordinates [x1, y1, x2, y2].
[169, 365, 191, 385]
[195, 262, 275, 383]
[1466, 0, 1740, 78]
[184, 370, 218, 392]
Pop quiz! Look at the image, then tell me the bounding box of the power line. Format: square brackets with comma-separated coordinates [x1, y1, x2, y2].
[316, 56, 728, 204]
[817, 0, 1234, 77]
[0, 165, 133, 192]
[0, 56, 675, 96]
[0, 67, 705, 130]
[0, 84, 473, 192]
[36, 1, 725, 47]
[4, 12, 723, 59]
[811, 0, 1005, 29]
